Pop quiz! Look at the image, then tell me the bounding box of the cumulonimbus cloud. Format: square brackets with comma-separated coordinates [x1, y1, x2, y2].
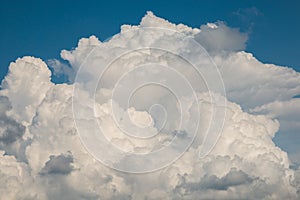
[0, 11, 300, 199]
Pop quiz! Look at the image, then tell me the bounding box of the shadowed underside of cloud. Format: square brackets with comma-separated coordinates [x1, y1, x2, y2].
[40, 153, 74, 175]
[0, 11, 300, 199]
[180, 168, 254, 191]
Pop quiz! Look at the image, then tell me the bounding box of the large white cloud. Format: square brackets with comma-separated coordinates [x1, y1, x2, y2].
[1, 11, 300, 199]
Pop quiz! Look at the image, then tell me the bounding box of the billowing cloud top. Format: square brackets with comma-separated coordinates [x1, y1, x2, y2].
[0, 11, 300, 199]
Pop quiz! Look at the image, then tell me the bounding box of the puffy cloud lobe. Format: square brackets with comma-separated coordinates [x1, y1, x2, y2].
[251, 99, 300, 133]
[215, 52, 300, 109]
[0, 56, 53, 124]
[251, 98, 300, 165]
[0, 11, 299, 199]
[0, 151, 38, 199]
[195, 21, 248, 52]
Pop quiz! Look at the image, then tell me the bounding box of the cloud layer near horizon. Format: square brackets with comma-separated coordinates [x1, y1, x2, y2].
[1, 12, 300, 199]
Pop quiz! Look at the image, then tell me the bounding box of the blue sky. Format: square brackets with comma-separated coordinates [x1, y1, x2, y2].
[0, 0, 300, 81]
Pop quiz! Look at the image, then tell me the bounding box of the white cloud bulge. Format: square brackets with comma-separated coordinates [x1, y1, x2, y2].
[1, 12, 300, 199]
